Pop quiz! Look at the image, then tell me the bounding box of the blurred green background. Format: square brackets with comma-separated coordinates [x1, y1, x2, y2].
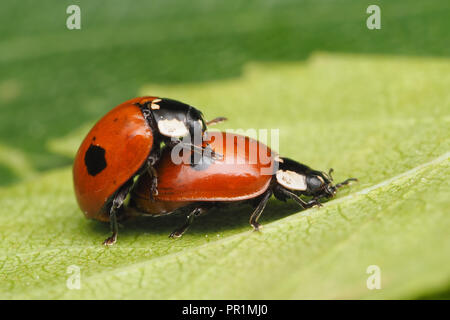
[0, 0, 449, 300]
[0, 0, 449, 185]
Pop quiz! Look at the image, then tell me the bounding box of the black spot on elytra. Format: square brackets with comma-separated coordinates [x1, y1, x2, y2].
[84, 144, 107, 176]
[113, 118, 118, 122]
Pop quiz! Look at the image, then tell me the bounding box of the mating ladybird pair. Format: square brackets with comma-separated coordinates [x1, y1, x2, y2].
[73, 97, 356, 245]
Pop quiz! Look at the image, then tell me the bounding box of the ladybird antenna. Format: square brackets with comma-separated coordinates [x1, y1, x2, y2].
[335, 178, 358, 189]
[328, 168, 334, 181]
[206, 117, 228, 126]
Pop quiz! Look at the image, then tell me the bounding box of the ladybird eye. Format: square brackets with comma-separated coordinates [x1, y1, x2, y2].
[307, 175, 324, 190]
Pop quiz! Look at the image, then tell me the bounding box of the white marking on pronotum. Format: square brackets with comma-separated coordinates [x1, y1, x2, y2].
[158, 119, 189, 137]
[150, 98, 162, 110]
[276, 170, 307, 191]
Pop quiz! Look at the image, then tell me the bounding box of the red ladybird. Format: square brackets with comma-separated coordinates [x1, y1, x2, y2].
[129, 132, 357, 237]
[73, 96, 225, 245]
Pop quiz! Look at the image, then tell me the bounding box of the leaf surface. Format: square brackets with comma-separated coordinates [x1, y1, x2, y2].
[0, 54, 449, 299]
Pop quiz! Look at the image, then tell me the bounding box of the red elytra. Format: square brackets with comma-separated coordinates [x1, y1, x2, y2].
[131, 132, 276, 215]
[73, 96, 157, 221]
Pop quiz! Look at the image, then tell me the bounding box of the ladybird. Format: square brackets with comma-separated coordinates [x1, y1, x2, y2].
[73, 96, 226, 245]
[129, 132, 357, 238]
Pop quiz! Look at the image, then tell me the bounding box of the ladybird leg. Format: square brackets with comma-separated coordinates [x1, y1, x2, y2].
[249, 190, 273, 231]
[186, 142, 223, 161]
[279, 188, 322, 209]
[201, 142, 223, 161]
[148, 166, 159, 199]
[168, 139, 223, 162]
[169, 207, 206, 238]
[145, 146, 161, 200]
[147, 148, 160, 167]
[103, 181, 133, 246]
[168, 139, 211, 157]
[103, 202, 120, 246]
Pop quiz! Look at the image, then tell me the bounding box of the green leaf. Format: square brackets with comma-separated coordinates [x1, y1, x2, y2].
[0, 54, 449, 299]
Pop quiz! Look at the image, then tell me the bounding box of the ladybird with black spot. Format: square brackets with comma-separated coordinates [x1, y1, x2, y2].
[129, 132, 357, 238]
[72, 96, 226, 245]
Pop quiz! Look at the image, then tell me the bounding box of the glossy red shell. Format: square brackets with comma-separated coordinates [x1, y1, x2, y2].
[132, 132, 276, 205]
[73, 97, 157, 221]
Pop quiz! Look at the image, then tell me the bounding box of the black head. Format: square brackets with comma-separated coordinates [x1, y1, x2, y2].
[275, 157, 357, 198]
